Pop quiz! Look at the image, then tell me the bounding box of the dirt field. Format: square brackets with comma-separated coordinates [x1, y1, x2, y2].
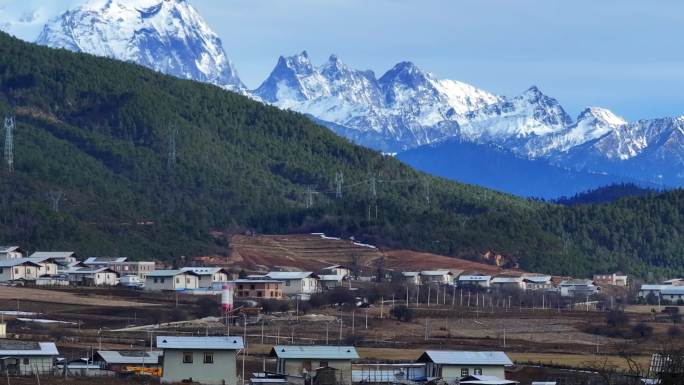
[224, 233, 507, 274]
[0, 287, 157, 307]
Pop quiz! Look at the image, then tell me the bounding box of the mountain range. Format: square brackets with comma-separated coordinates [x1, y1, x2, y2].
[32, 0, 684, 196]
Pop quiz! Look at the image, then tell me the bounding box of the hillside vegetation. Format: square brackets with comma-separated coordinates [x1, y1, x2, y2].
[0, 32, 683, 278]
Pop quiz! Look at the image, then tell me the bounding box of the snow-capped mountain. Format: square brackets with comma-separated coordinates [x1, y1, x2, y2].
[36, 0, 244, 91]
[31, 1, 684, 191]
[254, 52, 501, 151]
[521, 107, 627, 158]
[459, 86, 573, 146]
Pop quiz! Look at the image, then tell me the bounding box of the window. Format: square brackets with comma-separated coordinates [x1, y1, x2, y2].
[161, 278, 165, 284]
[176, 278, 180, 284]
[250, 284, 256, 290]
[14, 268, 19, 274]
[204, 353, 214, 364]
[320, 361, 329, 367]
[303, 360, 312, 371]
[257, 291, 263, 297]
[285, 281, 291, 287]
[474, 368, 482, 375]
[461, 368, 469, 377]
[154, 278, 158, 283]
[23, 358, 29, 365]
[183, 352, 193, 363]
[238, 284, 244, 290]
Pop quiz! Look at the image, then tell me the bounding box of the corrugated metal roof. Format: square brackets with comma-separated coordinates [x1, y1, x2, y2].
[232, 279, 283, 284]
[68, 267, 118, 275]
[181, 267, 225, 276]
[640, 284, 666, 291]
[0, 342, 58, 356]
[560, 279, 594, 286]
[402, 272, 419, 277]
[491, 277, 523, 284]
[417, 351, 512, 366]
[156, 336, 244, 350]
[420, 270, 452, 276]
[147, 270, 198, 277]
[31, 252, 75, 260]
[460, 375, 518, 384]
[266, 272, 315, 280]
[83, 257, 126, 264]
[318, 275, 344, 281]
[662, 287, 684, 295]
[459, 275, 491, 281]
[0, 246, 20, 253]
[96, 350, 162, 364]
[0, 259, 41, 268]
[270, 345, 359, 360]
[523, 275, 552, 283]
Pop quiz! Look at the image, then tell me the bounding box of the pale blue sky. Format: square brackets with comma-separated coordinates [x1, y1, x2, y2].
[1, 0, 684, 120]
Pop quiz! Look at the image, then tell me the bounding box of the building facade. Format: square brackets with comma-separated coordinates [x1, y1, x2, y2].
[234, 279, 283, 299]
[270, 345, 359, 385]
[145, 270, 200, 291]
[157, 336, 244, 385]
[416, 351, 513, 383]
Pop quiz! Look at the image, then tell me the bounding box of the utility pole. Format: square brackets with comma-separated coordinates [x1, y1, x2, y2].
[424, 179, 430, 206]
[4, 116, 14, 173]
[335, 172, 344, 199]
[167, 124, 177, 170]
[306, 186, 315, 209]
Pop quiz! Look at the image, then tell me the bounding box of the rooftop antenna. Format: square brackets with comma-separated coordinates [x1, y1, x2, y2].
[4, 116, 14, 173]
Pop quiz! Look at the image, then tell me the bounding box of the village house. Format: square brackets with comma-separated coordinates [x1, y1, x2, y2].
[0, 341, 58, 375]
[593, 273, 628, 287]
[663, 278, 684, 286]
[660, 286, 684, 303]
[270, 345, 359, 385]
[181, 267, 230, 288]
[108, 261, 156, 279]
[260, 272, 319, 295]
[25, 257, 59, 277]
[0, 259, 41, 282]
[523, 275, 554, 291]
[318, 275, 346, 289]
[234, 279, 283, 299]
[0, 246, 24, 260]
[67, 267, 119, 286]
[30, 251, 78, 266]
[420, 270, 455, 285]
[416, 351, 513, 383]
[119, 275, 144, 288]
[490, 276, 526, 291]
[559, 279, 599, 297]
[94, 350, 163, 373]
[638, 284, 666, 300]
[145, 270, 200, 291]
[321, 265, 352, 278]
[458, 275, 492, 289]
[402, 272, 421, 285]
[157, 336, 244, 385]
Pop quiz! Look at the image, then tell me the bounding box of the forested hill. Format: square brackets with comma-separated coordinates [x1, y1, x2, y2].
[0, 31, 683, 278]
[556, 183, 657, 206]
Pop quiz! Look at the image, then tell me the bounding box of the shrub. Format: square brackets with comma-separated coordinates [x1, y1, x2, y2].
[632, 322, 654, 338]
[391, 305, 414, 322]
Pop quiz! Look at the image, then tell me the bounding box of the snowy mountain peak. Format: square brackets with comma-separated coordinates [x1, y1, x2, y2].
[577, 107, 627, 127]
[36, 0, 245, 91]
[379, 61, 432, 90]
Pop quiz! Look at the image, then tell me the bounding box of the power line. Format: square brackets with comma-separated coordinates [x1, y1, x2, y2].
[4, 116, 14, 173]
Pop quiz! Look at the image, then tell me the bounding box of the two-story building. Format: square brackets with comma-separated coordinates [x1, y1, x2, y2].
[523, 275, 554, 291]
[108, 261, 156, 280]
[0, 259, 41, 282]
[270, 345, 359, 385]
[260, 272, 319, 296]
[321, 265, 352, 278]
[67, 267, 119, 286]
[181, 267, 230, 288]
[416, 351, 513, 383]
[234, 279, 283, 299]
[30, 251, 78, 266]
[593, 273, 628, 287]
[559, 279, 599, 297]
[145, 270, 200, 291]
[0, 246, 24, 260]
[157, 336, 244, 385]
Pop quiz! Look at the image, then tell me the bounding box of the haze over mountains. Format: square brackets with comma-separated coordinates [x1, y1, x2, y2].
[34, 0, 684, 197]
